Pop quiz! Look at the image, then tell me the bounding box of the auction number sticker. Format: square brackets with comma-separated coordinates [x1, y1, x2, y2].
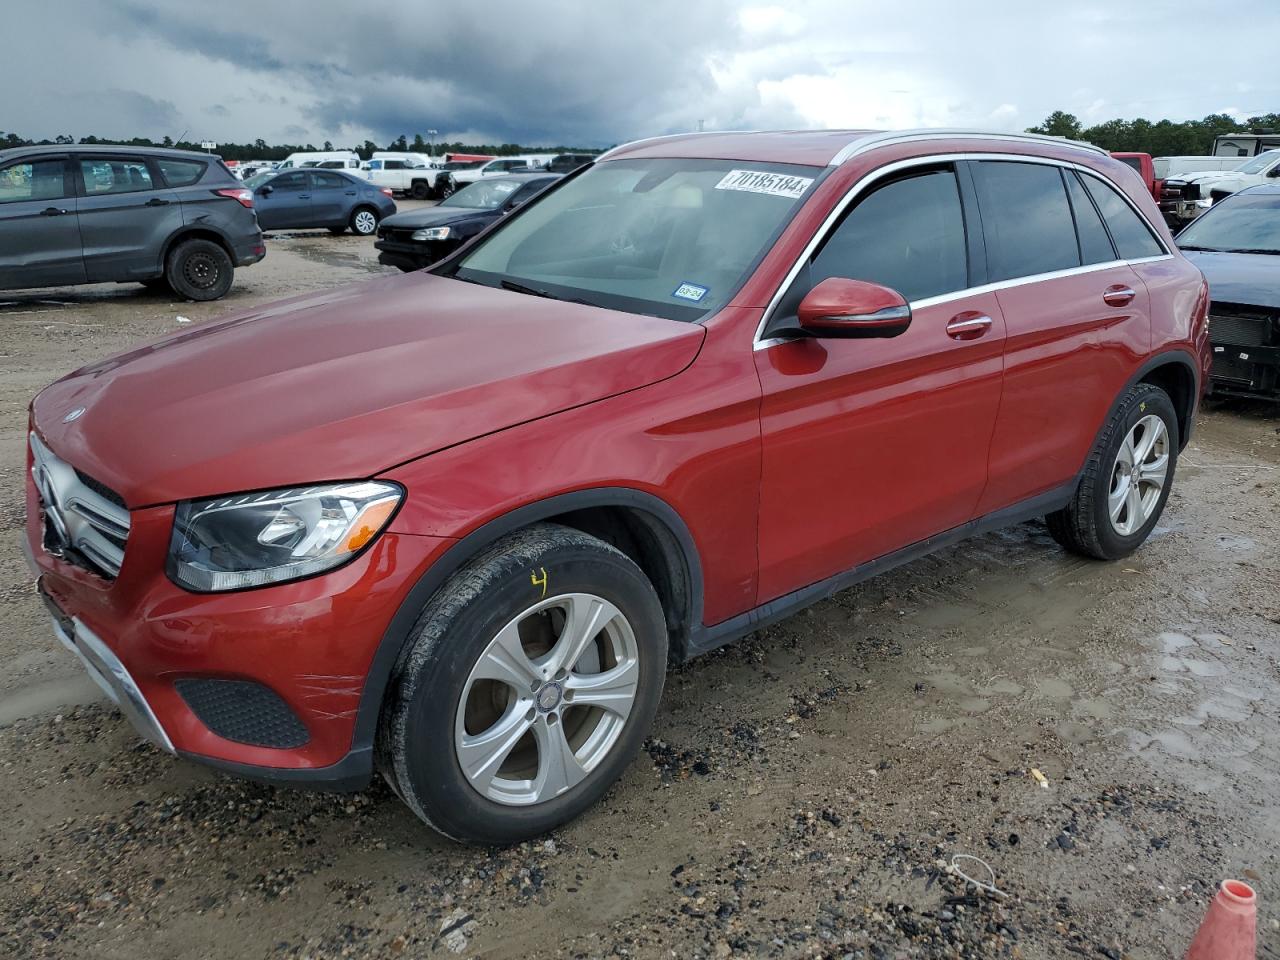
[715, 169, 813, 199]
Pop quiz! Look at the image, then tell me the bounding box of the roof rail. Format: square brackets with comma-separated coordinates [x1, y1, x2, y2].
[828, 129, 1106, 166]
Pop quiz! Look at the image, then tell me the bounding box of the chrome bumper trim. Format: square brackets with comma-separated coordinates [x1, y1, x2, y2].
[48, 612, 175, 754]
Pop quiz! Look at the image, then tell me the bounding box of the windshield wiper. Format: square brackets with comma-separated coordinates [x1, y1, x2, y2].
[1177, 245, 1226, 252]
[1223, 248, 1280, 256]
[498, 279, 597, 307]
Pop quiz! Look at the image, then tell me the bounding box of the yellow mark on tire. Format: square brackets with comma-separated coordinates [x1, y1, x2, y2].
[1140, 401, 1147, 412]
[531, 567, 548, 599]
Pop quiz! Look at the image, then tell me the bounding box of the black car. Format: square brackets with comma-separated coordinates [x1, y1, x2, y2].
[244, 169, 397, 236]
[429, 160, 485, 198]
[375, 173, 561, 271]
[546, 153, 595, 174]
[0, 144, 264, 301]
[1177, 183, 1280, 400]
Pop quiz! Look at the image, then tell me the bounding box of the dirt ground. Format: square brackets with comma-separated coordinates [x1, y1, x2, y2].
[1, 215, 1277, 960]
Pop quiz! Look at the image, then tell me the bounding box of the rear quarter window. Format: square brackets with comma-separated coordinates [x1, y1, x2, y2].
[157, 158, 207, 187]
[1081, 173, 1165, 260]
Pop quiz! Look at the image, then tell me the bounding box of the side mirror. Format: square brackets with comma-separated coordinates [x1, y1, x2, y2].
[258, 185, 273, 196]
[503, 198, 526, 213]
[796, 278, 911, 339]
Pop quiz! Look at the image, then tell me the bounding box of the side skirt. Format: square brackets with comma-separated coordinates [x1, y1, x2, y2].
[684, 482, 1076, 660]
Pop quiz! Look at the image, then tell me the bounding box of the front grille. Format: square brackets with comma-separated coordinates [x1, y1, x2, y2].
[1210, 310, 1275, 348]
[175, 679, 310, 748]
[29, 432, 130, 579]
[1211, 353, 1256, 387]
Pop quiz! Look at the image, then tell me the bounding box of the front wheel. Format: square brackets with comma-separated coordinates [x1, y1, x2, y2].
[377, 524, 667, 844]
[350, 207, 379, 236]
[439, 178, 456, 199]
[165, 239, 234, 301]
[1046, 382, 1178, 560]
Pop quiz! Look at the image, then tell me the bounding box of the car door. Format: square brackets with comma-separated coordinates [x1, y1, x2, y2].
[0, 155, 85, 289]
[254, 171, 312, 229]
[309, 171, 354, 225]
[754, 162, 1007, 603]
[969, 160, 1156, 515]
[75, 155, 183, 281]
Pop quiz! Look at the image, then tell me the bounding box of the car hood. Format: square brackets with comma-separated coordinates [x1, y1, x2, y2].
[380, 206, 490, 230]
[1177, 171, 1246, 185]
[1182, 250, 1280, 310]
[33, 272, 705, 507]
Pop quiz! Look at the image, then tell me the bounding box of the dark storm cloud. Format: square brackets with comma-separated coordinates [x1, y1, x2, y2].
[3, 1, 1277, 148]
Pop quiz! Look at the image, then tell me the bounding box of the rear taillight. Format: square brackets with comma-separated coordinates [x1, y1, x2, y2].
[215, 188, 254, 208]
[380, 187, 394, 197]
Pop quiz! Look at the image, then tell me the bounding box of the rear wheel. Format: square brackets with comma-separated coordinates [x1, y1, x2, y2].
[411, 180, 431, 201]
[377, 524, 667, 844]
[350, 206, 379, 236]
[1046, 382, 1178, 560]
[165, 239, 234, 302]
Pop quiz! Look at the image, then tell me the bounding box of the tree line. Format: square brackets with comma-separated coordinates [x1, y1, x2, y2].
[1027, 111, 1280, 156]
[0, 130, 601, 161]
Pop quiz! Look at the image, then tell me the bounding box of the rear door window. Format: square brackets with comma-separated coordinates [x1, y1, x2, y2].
[80, 158, 155, 195]
[156, 158, 206, 187]
[0, 159, 70, 203]
[807, 166, 969, 303]
[1064, 172, 1117, 265]
[1081, 174, 1165, 260]
[972, 161, 1080, 282]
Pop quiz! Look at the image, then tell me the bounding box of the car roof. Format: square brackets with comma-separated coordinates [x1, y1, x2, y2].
[0, 143, 219, 162]
[1232, 182, 1280, 197]
[600, 128, 1106, 167]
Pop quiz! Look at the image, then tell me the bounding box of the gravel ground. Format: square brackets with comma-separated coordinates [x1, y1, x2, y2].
[0, 218, 1277, 959]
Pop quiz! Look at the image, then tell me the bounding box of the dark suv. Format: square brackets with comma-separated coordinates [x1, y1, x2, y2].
[0, 145, 264, 301]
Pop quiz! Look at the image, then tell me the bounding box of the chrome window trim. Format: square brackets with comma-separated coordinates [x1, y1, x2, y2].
[752, 151, 1172, 350]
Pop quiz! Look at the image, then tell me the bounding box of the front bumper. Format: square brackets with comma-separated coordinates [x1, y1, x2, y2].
[25, 438, 452, 786]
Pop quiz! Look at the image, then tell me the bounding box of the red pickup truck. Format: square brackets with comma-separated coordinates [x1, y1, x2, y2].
[1111, 152, 1163, 201]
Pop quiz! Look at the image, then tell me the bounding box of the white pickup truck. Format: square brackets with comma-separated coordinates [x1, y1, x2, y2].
[358, 157, 437, 200]
[1163, 149, 1280, 225]
[442, 158, 536, 197]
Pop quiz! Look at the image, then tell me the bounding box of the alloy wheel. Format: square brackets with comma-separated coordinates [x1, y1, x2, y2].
[353, 210, 377, 235]
[454, 593, 640, 806]
[1108, 414, 1169, 536]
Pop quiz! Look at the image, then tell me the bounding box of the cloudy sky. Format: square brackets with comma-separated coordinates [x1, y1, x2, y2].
[5, 1, 1278, 149]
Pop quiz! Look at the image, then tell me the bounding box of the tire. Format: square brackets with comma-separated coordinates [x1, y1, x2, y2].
[410, 180, 431, 201]
[440, 178, 456, 199]
[165, 239, 234, 302]
[327, 226, 347, 235]
[350, 206, 379, 236]
[1046, 382, 1179, 560]
[377, 523, 667, 845]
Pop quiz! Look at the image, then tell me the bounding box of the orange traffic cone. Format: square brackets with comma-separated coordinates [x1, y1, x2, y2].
[1185, 880, 1257, 960]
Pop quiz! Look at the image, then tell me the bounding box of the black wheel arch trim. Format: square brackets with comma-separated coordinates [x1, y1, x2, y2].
[337, 486, 704, 787]
[1105, 349, 1201, 453]
[158, 222, 237, 277]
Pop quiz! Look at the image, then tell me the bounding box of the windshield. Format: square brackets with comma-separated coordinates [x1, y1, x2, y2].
[442, 178, 522, 209]
[1177, 192, 1280, 254]
[1116, 156, 1143, 172]
[1236, 151, 1280, 175]
[451, 158, 820, 321]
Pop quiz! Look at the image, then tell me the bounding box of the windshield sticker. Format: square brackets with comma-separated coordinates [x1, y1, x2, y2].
[672, 282, 709, 302]
[714, 169, 813, 200]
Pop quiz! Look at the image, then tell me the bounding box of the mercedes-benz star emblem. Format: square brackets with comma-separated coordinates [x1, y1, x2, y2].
[62, 407, 85, 423]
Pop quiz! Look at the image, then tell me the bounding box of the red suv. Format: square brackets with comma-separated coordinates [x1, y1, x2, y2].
[26, 130, 1211, 844]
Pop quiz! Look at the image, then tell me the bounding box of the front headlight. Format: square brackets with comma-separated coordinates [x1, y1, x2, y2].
[411, 226, 452, 241]
[169, 481, 402, 591]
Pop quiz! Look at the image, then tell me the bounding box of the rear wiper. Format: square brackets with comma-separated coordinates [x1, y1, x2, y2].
[498, 279, 597, 307]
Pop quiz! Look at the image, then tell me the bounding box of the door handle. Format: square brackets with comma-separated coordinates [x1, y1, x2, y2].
[298, 194, 311, 199]
[1103, 285, 1136, 307]
[946, 312, 994, 340]
[145, 197, 171, 207]
[41, 206, 69, 216]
